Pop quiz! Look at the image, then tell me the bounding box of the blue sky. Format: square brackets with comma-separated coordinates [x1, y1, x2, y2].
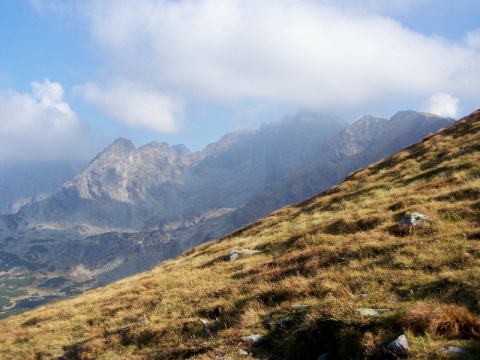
[0, 0, 479, 161]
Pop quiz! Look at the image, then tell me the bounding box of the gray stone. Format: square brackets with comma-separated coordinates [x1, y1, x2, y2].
[237, 349, 249, 356]
[439, 346, 469, 356]
[399, 213, 429, 227]
[199, 318, 217, 335]
[387, 334, 409, 354]
[240, 334, 264, 344]
[228, 249, 261, 261]
[357, 308, 389, 316]
[228, 251, 240, 261]
[317, 353, 329, 360]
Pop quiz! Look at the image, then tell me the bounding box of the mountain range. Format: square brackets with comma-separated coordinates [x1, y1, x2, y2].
[0, 110, 454, 316]
[0, 109, 477, 359]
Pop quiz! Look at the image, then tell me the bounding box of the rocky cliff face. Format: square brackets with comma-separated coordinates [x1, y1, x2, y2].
[0, 110, 454, 292]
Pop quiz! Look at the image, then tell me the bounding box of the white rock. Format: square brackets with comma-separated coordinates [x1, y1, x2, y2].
[240, 334, 264, 344]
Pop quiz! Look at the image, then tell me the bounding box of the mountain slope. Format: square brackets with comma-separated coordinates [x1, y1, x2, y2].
[0, 109, 478, 359]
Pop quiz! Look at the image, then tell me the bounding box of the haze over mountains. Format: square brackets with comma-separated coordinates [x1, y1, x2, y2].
[0, 161, 86, 215]
[0, 110, 454, 316]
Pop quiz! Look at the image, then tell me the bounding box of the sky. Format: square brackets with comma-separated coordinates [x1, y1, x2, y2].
[0, 0, 479, 161]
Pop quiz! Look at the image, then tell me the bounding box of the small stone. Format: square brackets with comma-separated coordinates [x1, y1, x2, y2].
[199, 318, 217, 335]
[439, 346, 469, 356]
[275, 317, 291, 328]
[399, 213, 429, 227]
[240, 334, 264, 344]
[317, 353, 329, 360]
[387, 334, 409, 354]
[356, 308, 389, 316]
[292, 304, 311, 309]
[227, 249, 261, 261]
[237, 349, 249, 356]
[228, 251, 240, 261]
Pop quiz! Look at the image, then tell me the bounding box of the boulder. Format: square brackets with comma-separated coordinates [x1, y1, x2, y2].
[387, 334, 409, 354]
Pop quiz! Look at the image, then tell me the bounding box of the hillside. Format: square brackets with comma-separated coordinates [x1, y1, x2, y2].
[0, 110, 478, 359]
[0, 111, 453, 309]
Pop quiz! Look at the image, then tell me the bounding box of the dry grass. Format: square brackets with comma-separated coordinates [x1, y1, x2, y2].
[0, 110, 479, 359]
[401, 301, 480, 339]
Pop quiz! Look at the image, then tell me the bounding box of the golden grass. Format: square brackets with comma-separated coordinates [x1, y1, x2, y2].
[0, 110, 478, 359]
[401, 301, 480, 339]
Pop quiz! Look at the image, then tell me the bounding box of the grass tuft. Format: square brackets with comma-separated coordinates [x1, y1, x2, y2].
[401, 302, 480, 339]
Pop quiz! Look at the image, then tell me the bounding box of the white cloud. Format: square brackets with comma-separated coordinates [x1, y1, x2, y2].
[0, 79, 100, 161]
[422, 93, 459, 118]
[77, 79, 183, 133]
[77, 0, 479, 114]
[465, 28, 480, 49]
[31, 0, 480, 129]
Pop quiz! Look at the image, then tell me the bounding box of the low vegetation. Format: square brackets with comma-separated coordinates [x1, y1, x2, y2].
[0, 110, 479, 359]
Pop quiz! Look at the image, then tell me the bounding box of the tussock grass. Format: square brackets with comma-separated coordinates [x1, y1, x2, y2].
[401, 301, 480, 339]
[0, 110, 479, 359]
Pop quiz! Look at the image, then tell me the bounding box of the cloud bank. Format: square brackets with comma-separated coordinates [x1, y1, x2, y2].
[77, 79, 183, 133]
[422, 93, 459, 118]
[76, 0, 479, 122]
[0, 79, 100, 161]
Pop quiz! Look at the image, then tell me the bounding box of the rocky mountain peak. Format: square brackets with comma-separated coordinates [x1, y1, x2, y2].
[389, 110, 453, 124]
[345, 115, 388, 134]
[89, 138, 135, 164]
[105, 137, 135, 153]
[172, 144, 191, 157]
[330, 115, 388, 158]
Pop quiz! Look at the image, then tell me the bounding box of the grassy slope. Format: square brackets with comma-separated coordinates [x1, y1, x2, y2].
[0, 110, 479, 359]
